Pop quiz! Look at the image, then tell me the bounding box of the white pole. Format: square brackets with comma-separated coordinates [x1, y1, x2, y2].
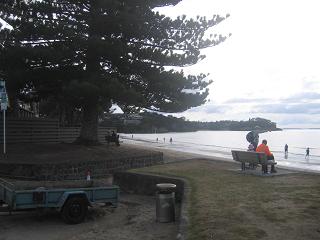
[3, 109, 5, 154]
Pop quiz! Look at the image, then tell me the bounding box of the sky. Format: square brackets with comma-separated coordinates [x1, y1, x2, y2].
[155, 0, 320, 128]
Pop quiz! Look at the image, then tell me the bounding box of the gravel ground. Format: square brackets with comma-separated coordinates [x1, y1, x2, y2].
[0, 193, 179, 240]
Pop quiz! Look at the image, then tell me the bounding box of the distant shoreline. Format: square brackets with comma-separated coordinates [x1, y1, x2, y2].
[120, 128, 282, 134]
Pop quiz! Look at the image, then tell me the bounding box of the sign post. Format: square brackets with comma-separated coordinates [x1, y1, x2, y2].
[0, 80, 8, 154]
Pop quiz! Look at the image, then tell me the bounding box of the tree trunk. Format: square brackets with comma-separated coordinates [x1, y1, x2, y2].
[77, 100, 99, 145]
[76, 1, 101, 145]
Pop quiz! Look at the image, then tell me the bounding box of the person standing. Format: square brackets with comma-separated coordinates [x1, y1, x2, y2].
[284, 144, 288, 154]
[306, 147, 310, 158]
[169, 137, 173, 144]
[284, 144, 288, 159]
[256, 139, 277, 173]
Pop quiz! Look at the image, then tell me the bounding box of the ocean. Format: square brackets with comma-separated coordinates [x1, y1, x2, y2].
[120, 129, 320, 173]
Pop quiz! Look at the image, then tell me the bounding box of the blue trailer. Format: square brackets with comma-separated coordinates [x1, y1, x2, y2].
[0, 178, 119, 224]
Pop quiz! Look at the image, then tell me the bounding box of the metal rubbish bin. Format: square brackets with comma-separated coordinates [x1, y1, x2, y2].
[156, 183, 176, 223]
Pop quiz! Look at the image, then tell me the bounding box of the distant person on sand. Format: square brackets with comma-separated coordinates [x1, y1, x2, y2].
[156, 137, 158, 142]
[163, 137, 165, 143]
[170, 137, 173, 144]
[284, 144, 288, 159]
[256, 139, 277, 173]
[306, 147, 310, 158]
[284, 144, 288, 154]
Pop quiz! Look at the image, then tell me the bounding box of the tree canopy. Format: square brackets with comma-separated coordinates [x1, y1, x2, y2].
[0, 0, 229, 144]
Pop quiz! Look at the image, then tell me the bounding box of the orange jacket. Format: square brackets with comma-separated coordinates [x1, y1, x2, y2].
[256, 143, 272, 156]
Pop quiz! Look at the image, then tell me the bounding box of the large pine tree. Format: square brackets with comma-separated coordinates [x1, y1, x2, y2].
[0, 0, 229, 144]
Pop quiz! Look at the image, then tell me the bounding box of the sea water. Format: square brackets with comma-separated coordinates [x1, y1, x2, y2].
[121, 129, 320, 173]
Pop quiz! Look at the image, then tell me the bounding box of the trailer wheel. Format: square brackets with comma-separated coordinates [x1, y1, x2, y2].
[62, 196, 88, 224]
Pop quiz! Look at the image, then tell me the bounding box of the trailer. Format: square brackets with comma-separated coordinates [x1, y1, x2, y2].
[0, 178, 119, 224]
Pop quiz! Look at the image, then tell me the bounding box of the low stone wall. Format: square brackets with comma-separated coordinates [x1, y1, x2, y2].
[113, 172, 185, 202]
[0, 152, 163, 180]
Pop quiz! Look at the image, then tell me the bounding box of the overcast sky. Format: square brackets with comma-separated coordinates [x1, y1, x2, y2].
[157, 0, 320, 128]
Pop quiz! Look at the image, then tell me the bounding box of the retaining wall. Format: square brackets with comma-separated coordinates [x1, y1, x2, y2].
[0, 152, 163, 180]
[114, 172, 185, 202]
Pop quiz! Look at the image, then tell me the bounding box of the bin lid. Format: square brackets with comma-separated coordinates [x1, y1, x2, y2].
[156, 183, 176, 190]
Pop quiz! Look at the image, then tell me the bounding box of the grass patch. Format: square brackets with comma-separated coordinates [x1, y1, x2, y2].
[132, 160, 320, 240]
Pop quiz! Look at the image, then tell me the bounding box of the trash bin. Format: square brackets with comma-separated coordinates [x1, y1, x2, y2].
[156, 183, 176, 223]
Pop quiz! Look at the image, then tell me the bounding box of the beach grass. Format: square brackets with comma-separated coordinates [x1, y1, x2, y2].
[132, 159, 320, 240]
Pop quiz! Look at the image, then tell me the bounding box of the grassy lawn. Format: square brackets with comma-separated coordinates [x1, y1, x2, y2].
[132, 159, 320, 240]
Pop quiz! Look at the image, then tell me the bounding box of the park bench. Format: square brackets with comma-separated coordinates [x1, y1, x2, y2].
[231, 150, 277, 174]
[105, 134, 120, 146]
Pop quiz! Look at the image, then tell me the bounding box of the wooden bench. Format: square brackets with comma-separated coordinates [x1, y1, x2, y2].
[231, 150, 277, 174]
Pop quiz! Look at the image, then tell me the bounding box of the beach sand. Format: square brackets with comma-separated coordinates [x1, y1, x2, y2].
[123, 142, 231, 163]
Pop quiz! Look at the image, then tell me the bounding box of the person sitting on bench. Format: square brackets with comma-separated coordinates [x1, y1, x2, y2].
[256, 139, 277, 173]
[105, 131, 120, 146]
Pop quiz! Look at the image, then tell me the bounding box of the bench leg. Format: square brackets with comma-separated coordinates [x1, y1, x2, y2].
[262, 165, 268, 174]
[241, 162, 245, 171]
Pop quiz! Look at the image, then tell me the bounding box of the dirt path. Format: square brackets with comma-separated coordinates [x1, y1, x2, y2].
[0, 194, 179, 240]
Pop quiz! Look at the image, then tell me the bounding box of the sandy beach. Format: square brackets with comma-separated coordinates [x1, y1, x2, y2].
[124, 141, 320, 174]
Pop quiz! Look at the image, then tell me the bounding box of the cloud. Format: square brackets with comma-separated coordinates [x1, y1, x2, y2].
[224, 97, 269, 104]
[252, 103, 320, 115]
[282, 92, 320, 102]
[188, 104, 231, 114]
[277, 117, 320, 126]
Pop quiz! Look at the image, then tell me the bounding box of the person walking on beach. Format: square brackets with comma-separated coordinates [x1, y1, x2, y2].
[256, 139, 277, 173]
[284, 144, 288, 154]
[170, 137, 173, 144]
[306, 147, 310, 159]
[284, 144, 288, 159]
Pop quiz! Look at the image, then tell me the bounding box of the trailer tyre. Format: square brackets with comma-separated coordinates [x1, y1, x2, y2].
[62, 196, 88, 224]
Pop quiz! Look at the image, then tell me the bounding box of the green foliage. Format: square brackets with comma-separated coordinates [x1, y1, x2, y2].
[108, 112, 280, 133]
[0, 0, 229, 141]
